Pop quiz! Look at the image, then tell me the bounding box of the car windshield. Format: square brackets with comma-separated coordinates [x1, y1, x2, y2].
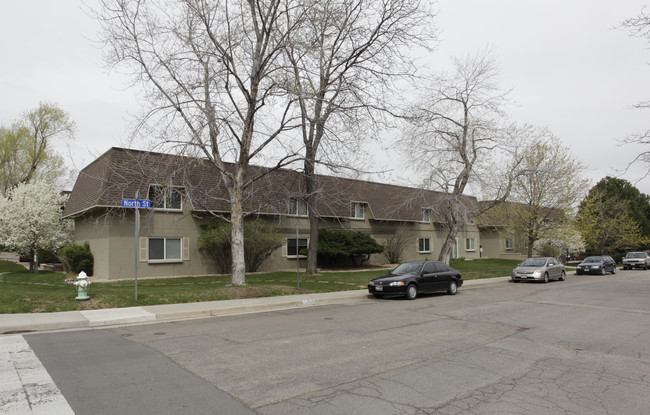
[583, 256, 603, 263]
[392, 262, 423, 275]
[627, 252, 645, 258]
[519, 258, 547, 267]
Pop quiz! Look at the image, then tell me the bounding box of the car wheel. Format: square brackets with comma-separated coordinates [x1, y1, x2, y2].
[447, 280, 458, 295]
[645, 264, 648, 270]
[543, 273, 549, 283]
[612, 266, 616, 275]
[373, 293, 383, 299]
[559, 271, 566, 281]
[405, 284, 417, 300]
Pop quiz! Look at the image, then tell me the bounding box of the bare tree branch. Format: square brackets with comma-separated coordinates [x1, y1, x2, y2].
[283, 0, 435, 273]
[95, 0, 305, 285]
[399, 50, 518, 263]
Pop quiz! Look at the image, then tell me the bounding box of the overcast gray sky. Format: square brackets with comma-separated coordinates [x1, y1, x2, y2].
[1, 0, 649, 194]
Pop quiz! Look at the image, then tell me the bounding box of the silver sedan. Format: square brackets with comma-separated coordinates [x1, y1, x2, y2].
[511, 257, 566, 283]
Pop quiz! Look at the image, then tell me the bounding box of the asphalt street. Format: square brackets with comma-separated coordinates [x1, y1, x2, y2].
[7, 269, 650, 414]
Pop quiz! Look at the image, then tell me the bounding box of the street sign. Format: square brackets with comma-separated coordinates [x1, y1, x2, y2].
[122, 199, 151, 208]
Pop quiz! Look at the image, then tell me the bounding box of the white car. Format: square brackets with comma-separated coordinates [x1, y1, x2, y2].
[622, 252, 650, 270]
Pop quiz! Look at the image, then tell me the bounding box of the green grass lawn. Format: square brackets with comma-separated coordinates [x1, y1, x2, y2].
[0, 261, 30, 273]
[450, 258, 521, 280]
[0, 258, 521, 314]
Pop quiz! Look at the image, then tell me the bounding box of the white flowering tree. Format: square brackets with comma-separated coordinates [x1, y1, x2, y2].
[0, 181, 74, 273]
[532, 225, 585, 262]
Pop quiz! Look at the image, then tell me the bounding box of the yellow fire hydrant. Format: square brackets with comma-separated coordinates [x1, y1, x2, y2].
[74, 271, 91, 300]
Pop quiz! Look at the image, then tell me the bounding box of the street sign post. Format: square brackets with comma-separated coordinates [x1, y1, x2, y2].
[122, 196, 151, 301]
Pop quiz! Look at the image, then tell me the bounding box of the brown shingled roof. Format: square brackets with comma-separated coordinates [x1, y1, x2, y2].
[475, 200, 566, 228]
[64, 147, 478, 222]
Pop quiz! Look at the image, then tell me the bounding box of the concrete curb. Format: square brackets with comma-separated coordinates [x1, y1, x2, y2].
[80, 307, 157, 327]
[0, 277, 511, 334]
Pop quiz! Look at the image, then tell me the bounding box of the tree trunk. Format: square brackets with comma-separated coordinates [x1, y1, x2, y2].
[230, 177, 246, 286]
[33, 250, 39, 275]
[305, 154, 319, 275]
[307, 205, 319, 274]
[438, 222, 460, 264]
[527, 238, 534, 258]
[526, 222, 537, 258]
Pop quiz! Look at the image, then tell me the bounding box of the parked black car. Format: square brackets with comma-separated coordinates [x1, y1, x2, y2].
[576, 256, 617, 275]
[368, 261, 463, 300]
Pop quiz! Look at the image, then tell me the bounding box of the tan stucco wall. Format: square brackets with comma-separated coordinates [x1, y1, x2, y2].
[75, 208, 503, 280]
[479, 229, 503, 258]
[74, 217, 109, 277]
[74, 208, 217, 280]
[478, 228, 526, 260]
[257, 215, 485, 272]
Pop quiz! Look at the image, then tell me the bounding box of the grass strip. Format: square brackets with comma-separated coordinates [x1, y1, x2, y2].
[0, 258, 521, 313]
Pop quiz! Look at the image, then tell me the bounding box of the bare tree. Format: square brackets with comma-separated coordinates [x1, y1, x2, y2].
[620, 8, 650, 180]
[96, 0, 305, 285]
[383, 224, 412, 264]
[402, 50, 519, 263]
[283, 0, 435, 274]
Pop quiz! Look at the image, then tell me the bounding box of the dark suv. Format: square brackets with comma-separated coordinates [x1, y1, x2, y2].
[622, 252, 650, 270]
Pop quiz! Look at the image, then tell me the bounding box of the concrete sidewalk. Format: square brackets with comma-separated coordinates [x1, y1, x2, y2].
[0, 277, 510, 334]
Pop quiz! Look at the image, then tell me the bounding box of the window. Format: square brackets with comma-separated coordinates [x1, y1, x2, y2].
[148, 185, 183, 210]
[288, 198, 308, 216]
[505, 237, 513, 250]
[418, 238, 431, 253]
[148, 237, 182, 261]
[287, 238, 308, 258]
[421, 208, 432, 222]
[465, 238, 475, 251]
[422, 262, 435, 273]
[350, 202, 365, 219]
